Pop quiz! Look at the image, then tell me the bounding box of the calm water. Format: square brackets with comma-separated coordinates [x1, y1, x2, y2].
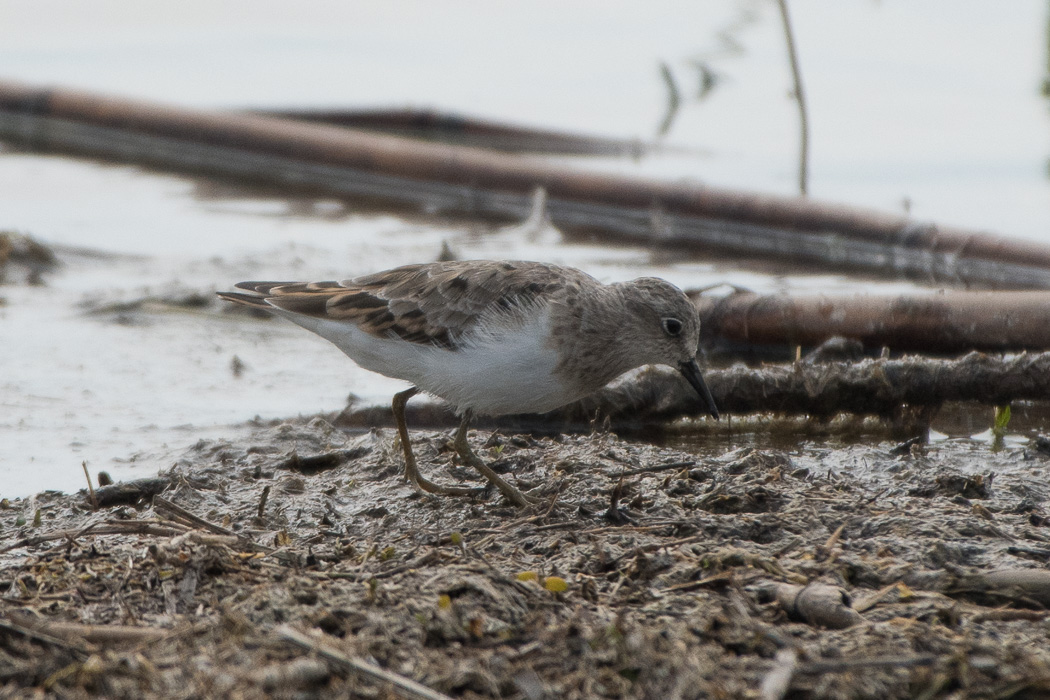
[1, 1, 1049, 496]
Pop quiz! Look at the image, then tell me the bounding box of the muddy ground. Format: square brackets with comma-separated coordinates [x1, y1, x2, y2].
[4, 415, 1050, 699]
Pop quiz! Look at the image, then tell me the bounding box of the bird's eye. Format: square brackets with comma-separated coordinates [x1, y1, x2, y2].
[662, 317, 683, 336]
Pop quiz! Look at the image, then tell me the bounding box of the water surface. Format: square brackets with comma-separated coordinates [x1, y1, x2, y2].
[1, 1, 1048, 496]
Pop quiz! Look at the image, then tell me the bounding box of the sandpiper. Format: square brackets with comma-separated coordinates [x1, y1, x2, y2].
[218, 260, 719, 507]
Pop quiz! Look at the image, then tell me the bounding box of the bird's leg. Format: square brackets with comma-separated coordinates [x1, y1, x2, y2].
[453, 412, 536, 507]
[391, 387, 475, 497]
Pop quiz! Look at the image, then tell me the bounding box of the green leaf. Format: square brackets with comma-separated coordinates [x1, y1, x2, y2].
[993, 405, 1012, 436]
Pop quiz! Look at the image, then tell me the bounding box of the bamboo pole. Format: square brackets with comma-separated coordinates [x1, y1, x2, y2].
[254, 107, 647, 156]
[334, 352, 1050, 427]
[695, 290, 1050, 355]
[2, 79, 1050, 288]
[595, 352, 1050, 422]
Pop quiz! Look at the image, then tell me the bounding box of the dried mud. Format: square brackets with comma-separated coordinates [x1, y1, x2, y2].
[4, 417, 1050, 699]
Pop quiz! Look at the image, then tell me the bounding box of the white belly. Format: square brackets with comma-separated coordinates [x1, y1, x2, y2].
[277, 307, 573, 416]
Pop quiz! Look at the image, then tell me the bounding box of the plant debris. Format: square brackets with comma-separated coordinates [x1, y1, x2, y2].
[4, 416, 1050, 697]
[0, 230, 58, 285]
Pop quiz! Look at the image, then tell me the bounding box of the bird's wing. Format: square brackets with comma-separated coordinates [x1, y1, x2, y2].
[220, 261, 595, 348]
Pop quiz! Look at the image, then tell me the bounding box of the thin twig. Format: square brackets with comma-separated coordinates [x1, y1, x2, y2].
[154, 495, 274, 555]
[154, 496, 236, 536]
[661, 570, 735, 593]
[852, 581, 905, 614]
[82, 461, 97, 510]
[968, 608, 1050, 623]
[277, 625, 454, 700]
[0, 618, 91, 658]
[1, 521, 188, 553]
[775, 0, 809, 196]
[5, 612, 168, 646]
[152, 496, 303, 567]
[633, 534, 710, 554]
[656, 61, 682, 136]
[817, 523, 846, 561]
[320, 550, 444, 582]
[798, 654, 940, 674]
[605, 473, 626, 521]
[564, 520, 703, 537]
[257, 485, 271, 520]
[620, 460, 697, 476]
[822, 524, 845, 551]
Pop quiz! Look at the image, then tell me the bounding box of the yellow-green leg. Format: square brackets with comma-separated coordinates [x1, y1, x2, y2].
[391, 387, 475, 497]
[453, 412, 537, 508]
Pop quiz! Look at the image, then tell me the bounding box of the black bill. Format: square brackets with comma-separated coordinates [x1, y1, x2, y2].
[679, 359, 719, 420]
